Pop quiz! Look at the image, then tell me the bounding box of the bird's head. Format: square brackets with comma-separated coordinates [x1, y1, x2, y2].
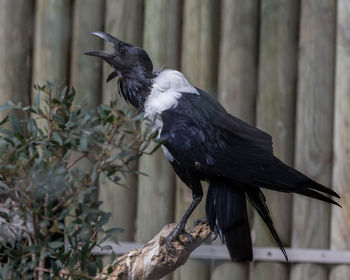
[85, 31, 154, 81]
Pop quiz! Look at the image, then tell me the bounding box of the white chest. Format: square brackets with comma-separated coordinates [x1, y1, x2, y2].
[143, 69, 199, 161]
[144, 69, 198, 123]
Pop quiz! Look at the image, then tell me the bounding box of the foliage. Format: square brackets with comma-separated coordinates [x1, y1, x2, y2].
[0, 83, 158, 279]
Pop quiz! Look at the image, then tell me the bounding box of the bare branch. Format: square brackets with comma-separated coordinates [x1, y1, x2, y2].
[95, 221, 211, 280]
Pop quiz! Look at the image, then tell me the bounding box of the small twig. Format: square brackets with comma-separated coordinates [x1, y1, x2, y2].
[66, 153, 86, 171]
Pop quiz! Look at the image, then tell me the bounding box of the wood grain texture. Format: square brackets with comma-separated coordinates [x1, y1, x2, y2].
[135, 0, 182, 250]
[291, 0, 336, 280]
[218, 0, 258, 124]
[330, 0, 350, 279]
[180, 0, 220, 94]
[32, 0, 70, 87]
[96, 222, 211, 280]
[70, 0, 104, 108]
[0, 0, 33, 119]
[99, 0, 144, 242]
[173, 1, 219, 279]
[31, 0, 70, 132]
[211, 262, 249, 280]
[216, 0, 259, 279]
[254, 0, 299, 279]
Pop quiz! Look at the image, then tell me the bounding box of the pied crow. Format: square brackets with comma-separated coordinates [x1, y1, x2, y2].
[86, 31, 340, 262]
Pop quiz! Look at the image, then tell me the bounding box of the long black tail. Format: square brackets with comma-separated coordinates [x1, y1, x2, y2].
[253, 157, 340, 207]
[246, 188, 288, 261]
[206, 180, 252, 261]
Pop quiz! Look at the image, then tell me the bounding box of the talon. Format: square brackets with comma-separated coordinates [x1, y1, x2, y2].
[180, 230, 195, 243]
[193, 217, 208, 227]
[165, 235, 176, 254]
[211, 226, 219, 241]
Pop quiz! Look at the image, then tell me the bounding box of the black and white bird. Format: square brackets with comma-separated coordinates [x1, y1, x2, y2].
[86, 31, 340, 262]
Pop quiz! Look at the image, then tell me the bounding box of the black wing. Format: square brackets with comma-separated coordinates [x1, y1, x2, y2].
[160, 89, 339, 203]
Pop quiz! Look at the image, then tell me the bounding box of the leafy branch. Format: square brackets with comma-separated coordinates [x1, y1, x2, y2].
[0, 83, 158, 279]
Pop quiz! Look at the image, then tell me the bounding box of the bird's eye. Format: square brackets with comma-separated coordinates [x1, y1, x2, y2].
[119, 47, 126, 54]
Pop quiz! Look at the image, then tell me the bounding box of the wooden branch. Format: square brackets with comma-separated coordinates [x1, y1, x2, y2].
[95, 221, 211, 280]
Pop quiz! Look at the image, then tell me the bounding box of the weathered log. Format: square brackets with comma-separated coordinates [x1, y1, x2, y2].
[96, 222, 211, 280]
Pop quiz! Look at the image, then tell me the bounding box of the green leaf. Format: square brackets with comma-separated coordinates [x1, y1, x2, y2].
[48, 241, 64, 250]
[107, 265, 113, 275]
[105, 228, 124, 235]
[59, 86, 68, 102]
[0, 181, 9, 191]
[33, 91, 41, 113]
[0, 263, 9, 279]
[80, 134, 88, 151]
[99, 212, 111, 226]
[96, 257, 103, 272]
[53, 131, 63, 145]
[9, 113, 23, 137]
[101, 245, 112, 251]
[87, 262, 97, 276]
[52, 261, 59, 276]
[0, 102, 16, 112]
[0, 115, 8, 126]
[27, 118, 37, 137]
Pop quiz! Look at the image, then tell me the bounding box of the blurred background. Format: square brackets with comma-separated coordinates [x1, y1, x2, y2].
[0, 0, 349, 279]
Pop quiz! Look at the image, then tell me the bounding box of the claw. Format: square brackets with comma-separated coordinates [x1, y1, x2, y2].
[211, 226, 219, 241]
[193, 217, 208, 228]
[165, 228, 195, 255]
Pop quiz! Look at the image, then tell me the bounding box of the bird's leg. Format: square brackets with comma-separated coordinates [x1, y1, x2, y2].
[165, 192, 203, 253]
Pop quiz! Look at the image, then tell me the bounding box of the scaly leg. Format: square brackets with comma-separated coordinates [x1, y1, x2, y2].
[165, 192, 203, 253]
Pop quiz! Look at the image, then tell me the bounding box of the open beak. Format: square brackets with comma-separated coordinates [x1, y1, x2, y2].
[84, 31, 120, 59]
[85, 31, 122, 82]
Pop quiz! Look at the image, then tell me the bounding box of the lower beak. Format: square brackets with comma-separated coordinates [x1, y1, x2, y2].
[84, 50, 112, 59]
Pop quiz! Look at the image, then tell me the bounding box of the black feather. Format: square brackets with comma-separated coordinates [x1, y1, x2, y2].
[246, 189, 288, 261]
[206, 180, 252, 261]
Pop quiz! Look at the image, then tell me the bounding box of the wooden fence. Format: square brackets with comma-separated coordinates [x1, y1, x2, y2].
[0, 0, 349, 279]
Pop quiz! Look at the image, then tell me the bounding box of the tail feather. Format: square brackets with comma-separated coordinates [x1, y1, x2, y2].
[206, 180, 252, 261]
[252, 157, 340, 206]
[246, 189, 288, 261]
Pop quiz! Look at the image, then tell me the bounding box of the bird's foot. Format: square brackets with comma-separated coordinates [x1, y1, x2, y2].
[165, 227, 195, 255]
[193, 217, 208, 227]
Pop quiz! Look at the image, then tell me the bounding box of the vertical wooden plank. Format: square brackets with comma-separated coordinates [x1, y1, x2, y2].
[71, 0, 104, 108]
[0, 0, 33, 117]
[254, 0, 299, 280]
[32, 0, 70, 88]
[212, 262, 249, 279]
[173, 0, 220, 279]
[330, 1, 350, 279]
[217, 0, 258, 124]
[291, 1, 336, 280]
[180, 0, 220, 94]
[136, 1, 182, 251]
[98, 0, 144, 242]
[214, 0, 258, 279]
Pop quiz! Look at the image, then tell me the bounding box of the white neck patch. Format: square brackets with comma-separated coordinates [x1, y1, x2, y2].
[144, 70, 199, 121]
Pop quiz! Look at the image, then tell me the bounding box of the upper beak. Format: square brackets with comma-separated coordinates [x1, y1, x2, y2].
[84, 31, 121, 59]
